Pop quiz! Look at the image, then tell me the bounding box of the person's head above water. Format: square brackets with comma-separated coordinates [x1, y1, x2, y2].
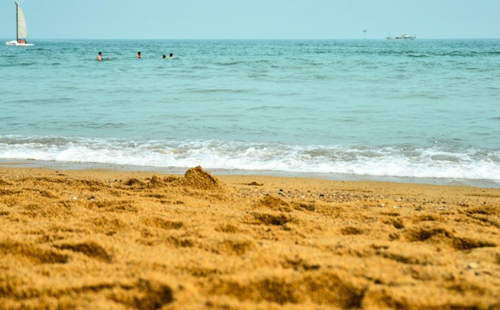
[137, 51, 142, 58]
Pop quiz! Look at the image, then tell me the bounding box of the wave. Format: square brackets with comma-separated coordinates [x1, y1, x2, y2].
[356, 48, 500, 58]
[0, 62, 37, 67]
[407, 54, 429, 58]
[1, 135, 499, 183]
[216, 61, 243, 66]
[186, 88, 249, 94]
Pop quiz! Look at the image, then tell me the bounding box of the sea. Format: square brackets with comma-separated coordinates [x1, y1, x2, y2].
[1, 39, 500, 187]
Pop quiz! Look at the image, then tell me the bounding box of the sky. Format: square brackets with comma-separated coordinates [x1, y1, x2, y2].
[1, 0, 499, 40]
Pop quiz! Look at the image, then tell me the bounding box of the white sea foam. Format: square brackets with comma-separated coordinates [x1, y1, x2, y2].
[1, 135, 499, 183]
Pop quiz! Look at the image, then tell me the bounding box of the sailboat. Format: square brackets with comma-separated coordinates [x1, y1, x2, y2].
[5, 1, 34, 47]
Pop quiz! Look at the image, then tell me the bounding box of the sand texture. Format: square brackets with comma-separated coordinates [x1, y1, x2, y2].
[1, 166, 499, 310]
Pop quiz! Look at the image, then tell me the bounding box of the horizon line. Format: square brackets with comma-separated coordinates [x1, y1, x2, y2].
[2, 37, 500, 41]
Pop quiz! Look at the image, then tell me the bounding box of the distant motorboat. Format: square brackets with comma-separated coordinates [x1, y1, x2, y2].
[387, 34, 416, 40]
[5, 1, 34, 47]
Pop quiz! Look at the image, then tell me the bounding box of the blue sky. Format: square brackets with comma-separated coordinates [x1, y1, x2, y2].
[1, 0, 499, 40]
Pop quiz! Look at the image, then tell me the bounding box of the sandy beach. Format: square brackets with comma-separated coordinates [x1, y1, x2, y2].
[1, 166, 499, 309]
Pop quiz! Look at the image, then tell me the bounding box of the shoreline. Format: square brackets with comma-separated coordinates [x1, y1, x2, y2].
[1, 158, 499, 189]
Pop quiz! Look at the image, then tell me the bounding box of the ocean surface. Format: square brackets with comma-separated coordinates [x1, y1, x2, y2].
[1, 39, 500, 187]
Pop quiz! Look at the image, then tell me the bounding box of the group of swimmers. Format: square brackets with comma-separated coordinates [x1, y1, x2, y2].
[96, 51, 174, 61]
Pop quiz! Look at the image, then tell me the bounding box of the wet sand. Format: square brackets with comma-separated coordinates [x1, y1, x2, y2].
[1, 166, 499, 309]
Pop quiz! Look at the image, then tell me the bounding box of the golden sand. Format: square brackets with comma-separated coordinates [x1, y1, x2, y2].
[1, 166, 499, 309]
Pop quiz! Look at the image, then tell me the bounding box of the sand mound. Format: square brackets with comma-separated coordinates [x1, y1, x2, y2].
[110, 278, 174, 310]
[0, 177, 12, 186]
[209, 269, 367, 307]
[55, 241, 113, 262]
[0, 240, 69, 264]
[255, 195, 291, 212]
[122, 166, 228, 193]
[406, 224, 496, 250]
[183, 166, 227, 192]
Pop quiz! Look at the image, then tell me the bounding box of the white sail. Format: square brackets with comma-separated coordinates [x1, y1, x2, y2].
[17, 5, 28, 39]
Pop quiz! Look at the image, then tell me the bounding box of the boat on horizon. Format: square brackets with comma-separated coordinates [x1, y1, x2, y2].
[387, 34, 416, 40]
[5, 1, 34, 47]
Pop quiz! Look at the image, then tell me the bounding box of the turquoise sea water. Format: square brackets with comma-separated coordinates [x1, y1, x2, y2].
[1, 39, 500, 186]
